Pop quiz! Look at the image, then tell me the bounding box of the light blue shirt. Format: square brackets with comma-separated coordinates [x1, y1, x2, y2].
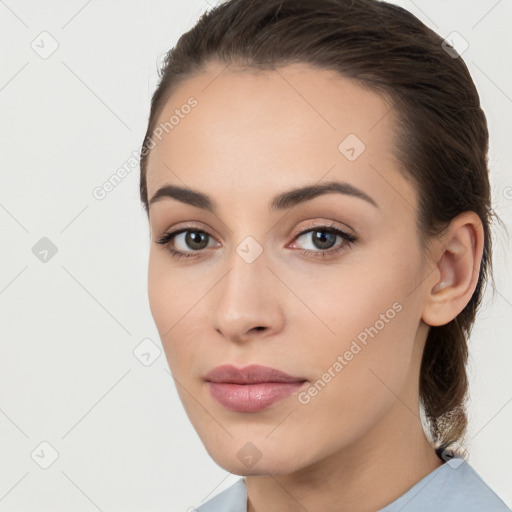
[195, 457, 511, 511]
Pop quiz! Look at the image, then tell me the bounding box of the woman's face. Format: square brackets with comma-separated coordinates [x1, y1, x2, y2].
[145, 62, 434, 475]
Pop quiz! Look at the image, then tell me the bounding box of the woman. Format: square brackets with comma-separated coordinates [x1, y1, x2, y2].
[138, 0, 510, 510]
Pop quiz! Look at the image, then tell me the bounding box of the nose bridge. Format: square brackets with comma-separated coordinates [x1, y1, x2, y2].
[223, 233, 268, 302]
[210, 233, 279, 338]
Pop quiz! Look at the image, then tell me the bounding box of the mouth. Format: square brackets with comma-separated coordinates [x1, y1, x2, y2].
[203, 364, 308, 412]
[203, 363, 307, 384]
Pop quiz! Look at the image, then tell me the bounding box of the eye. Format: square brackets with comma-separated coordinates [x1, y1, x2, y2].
[155, 227, 219, 259]
[155, 222, 358, 260]
[289, 223, 357, 259]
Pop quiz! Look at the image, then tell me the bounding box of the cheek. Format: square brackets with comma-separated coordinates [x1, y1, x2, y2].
[147, 251, 206, 373]
[147, 250, 195, 329]
[287, 248, 422, 399]
[147, 251, 172, 329]
[147, 252, 184, 361]
[306, 299, 411, 390]
[283, 278, 420, 455]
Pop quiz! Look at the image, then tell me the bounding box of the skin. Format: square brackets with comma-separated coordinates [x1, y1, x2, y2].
[145, 61, 484, 512]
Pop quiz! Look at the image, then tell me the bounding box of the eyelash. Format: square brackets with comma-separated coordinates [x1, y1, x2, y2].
[155, 223, 358, 260]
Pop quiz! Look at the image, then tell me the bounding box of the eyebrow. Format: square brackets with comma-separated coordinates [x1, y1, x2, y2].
[148, 180, 378, 212]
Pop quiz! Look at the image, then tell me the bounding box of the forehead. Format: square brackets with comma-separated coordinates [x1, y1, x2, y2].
[145, 61, 416, 218]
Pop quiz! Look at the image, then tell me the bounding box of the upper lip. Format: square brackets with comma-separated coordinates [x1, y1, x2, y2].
[204, 364, 307, 384]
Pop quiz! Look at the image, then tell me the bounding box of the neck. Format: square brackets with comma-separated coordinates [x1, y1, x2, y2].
[245, 402, 444, 512]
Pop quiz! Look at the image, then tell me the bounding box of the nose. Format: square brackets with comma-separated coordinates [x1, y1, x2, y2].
[210, 241, 285, 343]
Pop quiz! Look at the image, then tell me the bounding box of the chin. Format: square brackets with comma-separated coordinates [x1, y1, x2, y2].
[202, 437, 308, 476]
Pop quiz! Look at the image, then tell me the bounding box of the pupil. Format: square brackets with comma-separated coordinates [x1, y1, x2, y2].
[314, 230, 336, 249]
[187, 231, 208, 250]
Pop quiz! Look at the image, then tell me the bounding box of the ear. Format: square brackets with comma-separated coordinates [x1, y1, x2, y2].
[421, 211, 485, 327]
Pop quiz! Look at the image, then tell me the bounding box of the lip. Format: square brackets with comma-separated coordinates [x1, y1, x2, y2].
[203, 364, 306, 384]
[204, 364, 308, 413]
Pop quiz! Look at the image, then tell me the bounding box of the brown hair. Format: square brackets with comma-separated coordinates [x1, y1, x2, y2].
[139, 0, 504, 457]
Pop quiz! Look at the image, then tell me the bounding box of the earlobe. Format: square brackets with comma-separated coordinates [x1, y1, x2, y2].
[422, 213, 483, 327]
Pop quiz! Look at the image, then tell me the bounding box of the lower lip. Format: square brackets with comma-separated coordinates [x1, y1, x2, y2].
[206, 381, 308, 412]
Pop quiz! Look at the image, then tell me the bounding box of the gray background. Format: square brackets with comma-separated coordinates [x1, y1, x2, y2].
[1, 0, 511, 510]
